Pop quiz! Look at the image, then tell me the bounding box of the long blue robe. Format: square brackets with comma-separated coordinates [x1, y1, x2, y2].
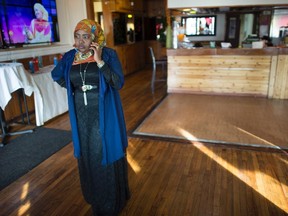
[51, 47, 128, 165]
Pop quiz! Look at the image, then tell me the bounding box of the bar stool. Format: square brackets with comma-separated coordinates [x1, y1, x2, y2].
[149, 47, 167, 94]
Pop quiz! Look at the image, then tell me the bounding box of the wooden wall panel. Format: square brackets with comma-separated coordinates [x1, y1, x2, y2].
[285, 58, 288, 98]
[168, 55, 271, 96]
[101, 0, 148, 76]
[272, 55, 288, 99]
[4, 92, 34, 123]
[114, 42, 145, 75]
[267, 56, 278, 98]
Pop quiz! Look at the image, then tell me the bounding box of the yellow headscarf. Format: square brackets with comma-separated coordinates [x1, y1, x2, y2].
[74, 19, 106, 48]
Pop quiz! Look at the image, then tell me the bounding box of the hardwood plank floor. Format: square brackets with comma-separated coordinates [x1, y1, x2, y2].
[0, 67, 287, 216]
[133, 93, 288, 150]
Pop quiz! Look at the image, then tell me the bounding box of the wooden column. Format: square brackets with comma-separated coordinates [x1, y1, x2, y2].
[86, 0, 95, 20]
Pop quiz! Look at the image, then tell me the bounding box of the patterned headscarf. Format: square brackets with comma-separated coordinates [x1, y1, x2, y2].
[74, 19, 106, 48]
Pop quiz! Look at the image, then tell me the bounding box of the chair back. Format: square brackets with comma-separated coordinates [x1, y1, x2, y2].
[149, 47, 156, 71]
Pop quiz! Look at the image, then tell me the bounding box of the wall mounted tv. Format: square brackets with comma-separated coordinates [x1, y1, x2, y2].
[181, 15, 216, 36]
[0, 0, 60, 47]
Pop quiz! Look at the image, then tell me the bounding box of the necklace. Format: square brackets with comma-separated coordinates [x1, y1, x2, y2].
[74, 50, 93, 63]
[79, 62, 90, 106]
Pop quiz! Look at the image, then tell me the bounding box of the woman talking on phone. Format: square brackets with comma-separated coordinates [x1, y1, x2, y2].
[51, 19, 130, 216]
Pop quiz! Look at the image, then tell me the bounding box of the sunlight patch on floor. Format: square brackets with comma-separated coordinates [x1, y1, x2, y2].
[235, 126, 278, 147]
[178, 128, 287, 213]
[18, 182, 31, 216]
[127, 152, 141, 174]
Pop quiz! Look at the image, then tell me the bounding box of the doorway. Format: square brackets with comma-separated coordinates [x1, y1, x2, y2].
[225, 14, 241, 48]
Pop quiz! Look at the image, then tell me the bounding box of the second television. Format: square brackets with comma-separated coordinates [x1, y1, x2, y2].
[181, 15, 217, 36]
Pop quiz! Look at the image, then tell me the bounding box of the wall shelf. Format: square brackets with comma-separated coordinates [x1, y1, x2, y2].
[0, 44, 73, 62]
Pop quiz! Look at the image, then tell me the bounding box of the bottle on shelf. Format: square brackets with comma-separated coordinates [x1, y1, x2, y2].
[33, 57, 39, 72]
[53, 56, 58, 65]
[38, 56, 43, 68]
[29, 60, 35, 73]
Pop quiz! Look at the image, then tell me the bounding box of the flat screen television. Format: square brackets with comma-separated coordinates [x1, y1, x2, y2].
[0, 0, 60, 47]
[181, 15, 216, 36]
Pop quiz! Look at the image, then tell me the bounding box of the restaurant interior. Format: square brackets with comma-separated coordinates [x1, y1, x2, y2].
[0, 0, 287, 139]
[1, 0, 288, 141]
[1, 1, 288, 215]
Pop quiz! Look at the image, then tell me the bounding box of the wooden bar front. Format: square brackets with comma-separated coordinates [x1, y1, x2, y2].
[167, 48, 288, 99]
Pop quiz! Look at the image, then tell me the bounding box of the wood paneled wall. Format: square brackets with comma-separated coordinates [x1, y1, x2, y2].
[3, 91, 34, 123]
[167, 48, 288, 99]
[168, 55, 272, 96]
[113, 42, 146, 75]
[101, 0, 166, 76]
[271, 55, 288, 99]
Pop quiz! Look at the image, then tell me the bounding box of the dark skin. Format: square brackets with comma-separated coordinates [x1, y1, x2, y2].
[74, 29, 103, 64]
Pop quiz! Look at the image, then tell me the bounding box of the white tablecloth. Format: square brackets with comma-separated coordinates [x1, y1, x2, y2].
[0, 63, 68, 126]
[0, 63, 35, 110]
[31, 65, 68, 126]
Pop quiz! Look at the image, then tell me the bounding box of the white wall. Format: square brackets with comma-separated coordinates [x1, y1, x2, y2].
[56, 0, 88, 45]
[168, 0, 288, 8]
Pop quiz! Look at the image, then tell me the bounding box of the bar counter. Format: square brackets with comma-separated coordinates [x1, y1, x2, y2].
[167, 47, 288, 99]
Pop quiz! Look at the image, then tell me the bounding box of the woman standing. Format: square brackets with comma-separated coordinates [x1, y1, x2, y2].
[51, 19, 130, 216]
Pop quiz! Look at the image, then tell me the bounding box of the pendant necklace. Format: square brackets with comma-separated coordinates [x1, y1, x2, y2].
[79, 62, 90, 106]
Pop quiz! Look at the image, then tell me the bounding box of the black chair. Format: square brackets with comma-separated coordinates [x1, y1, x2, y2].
[149, 47, 167, 93]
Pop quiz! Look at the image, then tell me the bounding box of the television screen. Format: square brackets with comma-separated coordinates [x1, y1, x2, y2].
[0, 0, 60, 46]
[181, 16, 216, 36]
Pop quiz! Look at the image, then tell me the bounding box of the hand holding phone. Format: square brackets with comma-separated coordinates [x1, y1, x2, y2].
[90, 43, 102, 62]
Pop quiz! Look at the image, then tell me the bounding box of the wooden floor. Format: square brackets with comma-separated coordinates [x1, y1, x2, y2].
[134, 93, 288, 150]
[0, 67, 287, 216]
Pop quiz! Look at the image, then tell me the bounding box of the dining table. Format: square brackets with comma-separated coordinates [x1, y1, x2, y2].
[0, 62, 34, 146]
[31, 65, 68, 126]
[0, 63, 68, 146]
